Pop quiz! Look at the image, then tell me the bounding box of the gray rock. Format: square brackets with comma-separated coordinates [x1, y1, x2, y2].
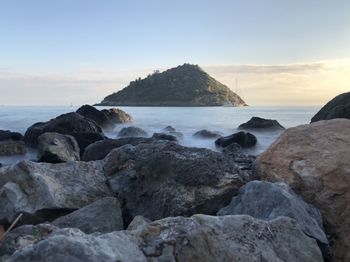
[0, 160, 112, 225]
[217, 181, 328, 247]
[69, 132, 106, 155]
[0, 130, 23, 141]
[37, 132, 80, 163]
[76, 105, 112, 129]
[151, 132, 178, 142]
[0, 141, 26, 156]
[118, 126, 148, 137]
[52, 197, 124, 233]
[104, 140, 254, 224]
[239, 116, 285, 130]
[215, 131, 257, 148]
[101, 108, 133, 124]
[193, 129, 221, 138]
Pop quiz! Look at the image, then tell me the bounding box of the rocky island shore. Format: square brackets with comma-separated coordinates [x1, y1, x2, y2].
[0, 92, 350, 261]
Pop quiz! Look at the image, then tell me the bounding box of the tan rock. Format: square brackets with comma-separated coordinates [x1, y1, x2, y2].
[257, 119, 350, 261]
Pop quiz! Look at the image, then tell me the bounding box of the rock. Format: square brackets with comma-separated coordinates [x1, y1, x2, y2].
[37, 132, 80, 163]
[193, 129, 221, 138]
[69, 132, 106, 155]
[52, 197, 123, 233]
[221, 142, 242, 157]
[101, 108, 133, 124]
[0, 130, 23, 141]
[24, 112, 103, 147]
[217, 181, 328, 250]
[76, 104, 111, 128]
[215, 131, 257, 148]
[257, 119, 350, 261]
[118, 126, 148, 137]
[163, 126, 176, 132]
[160, 126, 184, 139]
[126, 216, 151, 231]
[311, 92, 350, 122]
[82, 137, 153, 161]
[239, 116, 285, 130]
[0, 141, 26, 156]
[0, 160, 112, 225]
[152, 132, 178, 142]
[104, 140, 254, 224]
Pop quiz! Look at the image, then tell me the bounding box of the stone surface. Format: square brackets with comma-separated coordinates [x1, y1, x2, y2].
[239, 116, 285, 130]
[76, 104, 112, 129]
[52, 197, 123, 233]
[311, 92, 350, 122]
[0, 141, 26, 156]
[69, 132, 106, 155]
[118, 126, 148, 137]
[37, 132, 80, 163]
[101, 108, 133, 124]
[151, 132, 178, 142]
[193, 129, 221, 138]
[0, 160, 112, 225]
[104, 140, 254, 224]
[257, 119, 350, 261]
[0, 130, 23, 141]
[215, 131, 257, 148]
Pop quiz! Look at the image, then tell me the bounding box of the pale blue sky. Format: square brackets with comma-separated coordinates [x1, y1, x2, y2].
[0, 0, 349, 105]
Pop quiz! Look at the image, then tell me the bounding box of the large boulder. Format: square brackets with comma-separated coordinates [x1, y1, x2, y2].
[24, 112, 103, 147]
[257, 119, 350, 261]
[311, 92, 350, 122]
[104, 140, 254, 224]
[193, 129, 221, 138]
[52, 197, 124, 233]
[0, 160, 112, 225]
[239, 116, 285, 130]
[69, 132, 106, 155]
[101, 108, 133, 124]
[0, 130, 23, 141]
[76, 105, 111, 128]
[0, 141, 26, 156]
[217, 181, 328, 252]
[215, 131, 257, 148]
[37, 132, 80, 163]
[118, 126, 148, 137]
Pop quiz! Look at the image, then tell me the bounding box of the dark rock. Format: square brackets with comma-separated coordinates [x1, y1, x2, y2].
[0, 141, 26, 156]
[311, 92, 350, 122]
[163, 126, 176, 132]
[193, 129, 221, 138]
[0, 130, 23, 141]
[52, 197, 124, 233]
[24, 112, 103, 147]
[217, 181, 328, 248]
[101, 108, 133, 124]
[104, 140, 254, 224]
[161, 126, 183, 139]
[118, 126, 148, 137]
[76, 104, 111, 128]
[152, 132, 178, 142]
[239, 116, 285, 130]
[37, 132, 80, 163]
[215, 131, 257, 148]
[69, 132, 106, 155]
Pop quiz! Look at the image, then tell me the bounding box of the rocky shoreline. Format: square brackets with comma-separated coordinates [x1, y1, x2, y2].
[0, 92, 350, 261]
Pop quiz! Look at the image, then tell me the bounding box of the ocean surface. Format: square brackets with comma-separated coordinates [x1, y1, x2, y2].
[0, 106, 320, 165]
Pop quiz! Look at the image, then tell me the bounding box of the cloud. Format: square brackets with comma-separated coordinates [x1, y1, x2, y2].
[0, 60, 349, 105]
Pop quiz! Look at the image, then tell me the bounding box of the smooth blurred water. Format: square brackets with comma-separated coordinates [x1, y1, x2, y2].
[0, 105, 320, 165]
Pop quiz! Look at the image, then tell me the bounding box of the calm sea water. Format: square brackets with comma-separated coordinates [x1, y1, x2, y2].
[0, 106, 320, 165]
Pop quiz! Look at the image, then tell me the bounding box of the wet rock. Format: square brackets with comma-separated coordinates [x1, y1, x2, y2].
[193, 129, 221, 138]
[76, 105, 112, 129]
[118, 126, 148, 137]
[69, 132, 106, 155]
[215, 131, 257, 148]
[239, 116, 285, 130]
[152, 132, 178, 142]
[0, 141, 26, 156]
[0, 130, 23, 141]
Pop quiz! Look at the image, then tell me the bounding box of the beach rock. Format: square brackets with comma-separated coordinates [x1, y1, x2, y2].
[24, 112, 103, 147]
[37, 132, 80, 163]
[82, 137, 153, 161]
[76, 104, 112, 129]
[161, 126, 184, 139]
[52, 197, 123, 234]
[101, 108, 133, 124]
[193, 129, 221, 138]
[152, 132, 178, 142]
[257, 119, 350, 261]
[118, 126, 148, 137]
[239, 116, 285, 130]
[215, 131, 257, 148]
[217, 181, 328, 249]
[104, 140, 254, 224]
[311, 92, 350, 122]
[0, 130, 23, 141]
[0, 141, 26, 156]
[69, 132, 106, 155]
[162, 125, 176, 132]
[0, 160, 112, 225]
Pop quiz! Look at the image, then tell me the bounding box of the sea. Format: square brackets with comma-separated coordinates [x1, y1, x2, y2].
[0, 106, 320, 165]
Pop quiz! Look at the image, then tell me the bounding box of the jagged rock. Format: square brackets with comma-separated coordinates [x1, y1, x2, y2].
[101, 108, 133, 124]
[152, 132, 178, 142]
[217, 181, 328, 250]
[257, 119, 350, 261]
[311, 92, 350, 122]
[118, 126, 148, 137]
[24, 112, 103, 147]
[0, 160, 112, 225]
[0, 130, 23, 141]
[37, 132, 80, 163]
[104, 140, 254, 224]
[215, 131, 257, 148]
[193, 129, 221, 138]
[69, 132, 106, 155]
[0, 141, 26, 156]
[52, 197, 123, 233]
[239, 116, 285, 130]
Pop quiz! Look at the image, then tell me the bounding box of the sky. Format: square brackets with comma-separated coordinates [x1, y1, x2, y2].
[0, 0, 349, 105]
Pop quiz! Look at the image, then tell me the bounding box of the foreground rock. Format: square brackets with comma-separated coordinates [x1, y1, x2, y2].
[118, 126, 148, 137]
[311, 92, 350, 122]
[24, 112, 103, 147]
[1, 215, 322, 261]
[215, 131, 257, 148]
[193, 129, 221, 138]
[37, 132, 80, 163]
[104, 140, 254, 223]
[239, 116, 285, 130]
[217, 181, 328, 250]
[0, 141, 26, 156]
[0, 160, 112, 225]
[0, 130, 23, 141]
[257, 119, 350, 261]
[52, 197, 123, 233]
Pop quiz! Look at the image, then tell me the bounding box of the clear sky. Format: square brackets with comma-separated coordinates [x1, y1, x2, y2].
[0, 0, 349, 105]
